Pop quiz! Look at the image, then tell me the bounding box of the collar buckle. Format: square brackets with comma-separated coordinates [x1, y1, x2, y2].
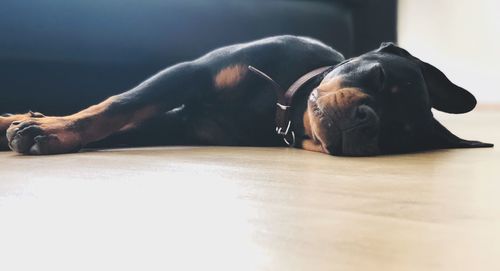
[275, 120, 296, 146]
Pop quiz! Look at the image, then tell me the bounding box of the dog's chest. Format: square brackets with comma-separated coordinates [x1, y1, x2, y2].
[183, 86, 281, 146]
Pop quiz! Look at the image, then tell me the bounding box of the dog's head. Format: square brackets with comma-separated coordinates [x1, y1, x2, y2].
[305, 42, 493, 156]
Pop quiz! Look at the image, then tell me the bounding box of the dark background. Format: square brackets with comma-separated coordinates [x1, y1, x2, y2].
[0, 0, 396, 115]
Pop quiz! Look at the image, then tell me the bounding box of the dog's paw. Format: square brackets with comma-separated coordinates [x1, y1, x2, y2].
[1, 112, 45, 151]
[6, 116, 82, 155]
[0, 115, 12, 150]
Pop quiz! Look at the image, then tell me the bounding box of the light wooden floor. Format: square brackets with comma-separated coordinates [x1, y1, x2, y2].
[1, 108, 499, 271]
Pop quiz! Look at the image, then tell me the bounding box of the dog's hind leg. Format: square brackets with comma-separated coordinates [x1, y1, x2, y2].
[6, 61, 210, 155]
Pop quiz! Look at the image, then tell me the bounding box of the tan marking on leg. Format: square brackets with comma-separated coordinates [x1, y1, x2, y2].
[70, 96, 118, 119]
[214, 64, 247, 89]
[67, 97, 160, 144]
[119, 105, 159, 132]
[0, 112, 44, 129]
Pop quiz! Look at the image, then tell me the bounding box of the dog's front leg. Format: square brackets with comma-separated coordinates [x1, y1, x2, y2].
[6, 62, 208, 155]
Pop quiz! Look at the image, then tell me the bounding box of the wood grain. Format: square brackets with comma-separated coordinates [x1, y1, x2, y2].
[0, 108, 499, 271]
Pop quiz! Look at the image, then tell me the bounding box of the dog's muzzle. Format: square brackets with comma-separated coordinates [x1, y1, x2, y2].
[310, 89, 381, 156]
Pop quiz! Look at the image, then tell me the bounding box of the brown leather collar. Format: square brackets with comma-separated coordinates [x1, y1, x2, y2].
[248, 65, 333, 147]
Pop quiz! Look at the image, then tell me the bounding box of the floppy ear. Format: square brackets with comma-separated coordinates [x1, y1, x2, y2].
[419, 62, 477, 113]
[426, 118, 493, 149]
[377, 42, 477, 114]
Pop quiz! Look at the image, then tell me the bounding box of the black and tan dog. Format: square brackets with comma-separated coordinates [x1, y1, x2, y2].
[0, 36, 493, 156]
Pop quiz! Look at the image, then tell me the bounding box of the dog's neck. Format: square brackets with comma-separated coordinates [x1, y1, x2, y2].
[248, 65, 332, 148]
[289, 75, 323, 147]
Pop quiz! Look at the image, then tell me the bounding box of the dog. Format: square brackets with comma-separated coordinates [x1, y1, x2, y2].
[0, 35, 493, 156]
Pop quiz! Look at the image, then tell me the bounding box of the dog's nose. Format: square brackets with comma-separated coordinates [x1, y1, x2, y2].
[354, 105, 369, 122]
[351, 104, 378, 127]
